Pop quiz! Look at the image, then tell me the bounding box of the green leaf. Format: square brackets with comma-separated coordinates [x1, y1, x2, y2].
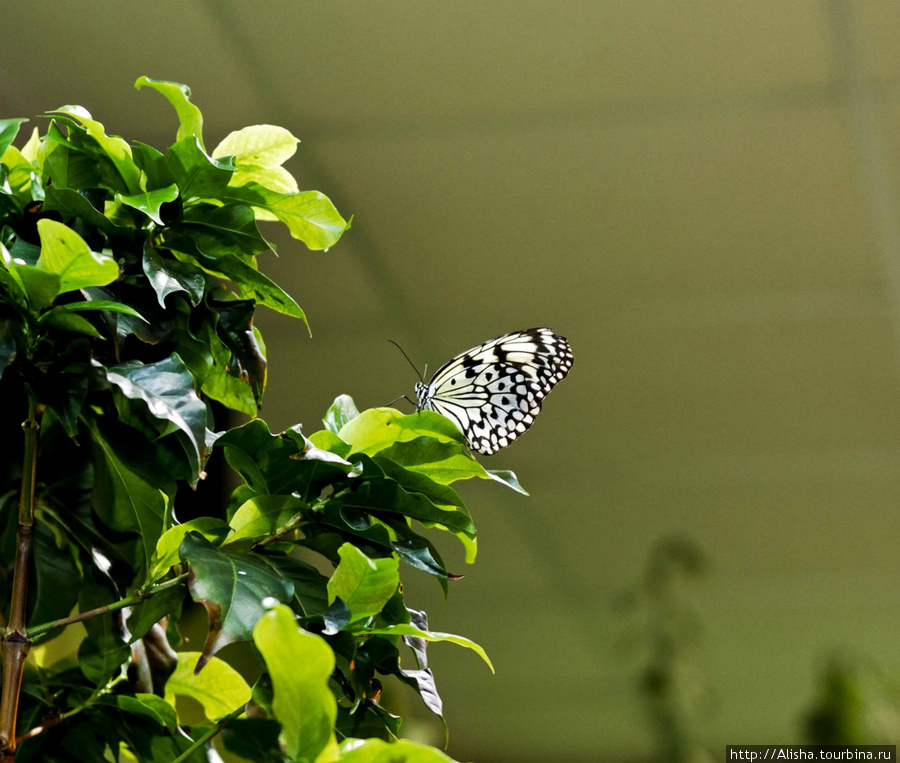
[105, 354, 209, 483]
[334, 478, 475, 540]
[324, 394, 361, 434]
[225, 182, 348, 251]
[78, 569, 131, 685]
[48, 105, 141, 193]
[226, 494, 306, 543]
[203, 251, 306, 320]
[164, 651, 251, 721]
[1, 239, 59, 310]
[328, 544, 400, 624]
[165, 137, 233, 201]
[42, 187, 126, 238]
[28, 514, 83, 635]
[179, 201, 270, 256]
[253, 603, 337, 763]
[36, 218, 119, 297]
[135, 77, 205, 150]
[126, 580, 186, 643]
[41, 143, 102, 190]
[142, 246, 206, 307]
[62, 299, 149, 322]
[221, 718, 283, 763]
[338, 739, 460, 763]
[117, 184, 179, 224]
[99, 693, 180, 732]
[148, 516, 230, 582]
[0, 118, 27, 157]
[363, 623, 493, 672]
[38, 306, 103, 338]
[179, 532, 294, 670]
[212, 125, 299, 168]
[486, 468, 528, 495]
[89, 422, 169, 579]
[339, 408, 466, 454]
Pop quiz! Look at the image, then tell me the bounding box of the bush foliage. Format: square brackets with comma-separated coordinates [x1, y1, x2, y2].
[0, 79, 520, 762]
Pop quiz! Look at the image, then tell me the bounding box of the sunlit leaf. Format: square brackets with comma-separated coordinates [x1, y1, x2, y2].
[164, 651, 251, 721]
[324, 394, 361, 434]
[226, 494, 306, 543]
[36, 218, 119, 298]
[135, 77, 205, 150]
[212, 125, 299, 168]
[253, 603, 337, 763]
[338, 738, 460, 763]
[327, 543, 400, 624]
[117, 184, 179, 224]
[363, 623, 493, 672]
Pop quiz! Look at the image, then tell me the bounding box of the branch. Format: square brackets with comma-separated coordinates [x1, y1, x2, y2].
[0, 395, 41, 758]
[171, 704, 245, 763]
[25, 573, 189, 641]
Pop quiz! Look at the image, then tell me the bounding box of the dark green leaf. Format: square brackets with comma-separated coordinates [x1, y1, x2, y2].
[142, 246, 206, 307]
[62, 299, 148, 321]
[88, 421, 169, 579]
[28, 514, 83, 638]
[105, 354, 209, 483]
[42, 188, 126, 239]
[38, 307, 103, 338]
[126, 581, 186, 643]
[336, 702, 402, 743]
[179, 532, 294, 670]
[180, 202, 269, 256]
[221, 718, 284, 763]
[132, 141, 175, 191]
[254, 553, 330, 617]
[78, 569, 131, 685]
[210, 297, 266, 406]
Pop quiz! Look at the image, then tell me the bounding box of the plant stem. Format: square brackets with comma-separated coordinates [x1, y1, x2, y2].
[254, 514, 309, 549]
[0, 395, 41, 759]
[171, 704, 245, 763]
[25, 573, 189, 640]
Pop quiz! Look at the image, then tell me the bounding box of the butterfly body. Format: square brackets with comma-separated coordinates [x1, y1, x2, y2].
[414, 328, 573, 455]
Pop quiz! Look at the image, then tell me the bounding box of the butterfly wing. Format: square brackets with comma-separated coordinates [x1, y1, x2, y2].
[420, 328, 573, 455]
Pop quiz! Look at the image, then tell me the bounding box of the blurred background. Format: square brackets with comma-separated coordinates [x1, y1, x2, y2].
[5, 1, 900, 760]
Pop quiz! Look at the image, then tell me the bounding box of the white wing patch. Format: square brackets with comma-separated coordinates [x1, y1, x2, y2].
[415, 328, 573, 455]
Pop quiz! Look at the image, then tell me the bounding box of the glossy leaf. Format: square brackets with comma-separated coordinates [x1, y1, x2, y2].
[135, 77, 205, 149]
[165, 136, 233, 201]
[142, 246, 206, 307]
[180, 532, 294, 670]
[327, 543, 400, 624]
[38, 306, 102, 338]
[253, 603, 337, 763]
[117, 184, 179, 224]
[105, 354, 208, 483]
[324, 394, 361, 434]
[164, 651, 251, 720]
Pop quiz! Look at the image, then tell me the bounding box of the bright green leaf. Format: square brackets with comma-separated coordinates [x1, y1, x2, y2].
[135, 76, 205, 150]
[338, 738, 460, 763]
[324, 395, 361, 434]
[164, 651, 250, 721]
[227, 494, 306, 543]
[212, 125, 299, 168]
[339, 408, 466, 454]
[36, 218, 119, 297]
[253, 603, 337, 763]
[328, 544, 400, 623]
[62, 299, 149, 322]
[20, 126, 40, 162]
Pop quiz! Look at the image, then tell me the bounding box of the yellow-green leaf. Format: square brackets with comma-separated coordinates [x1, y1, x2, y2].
[164, 652, 250, 721]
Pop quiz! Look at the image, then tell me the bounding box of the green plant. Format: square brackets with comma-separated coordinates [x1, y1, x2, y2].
[0, 79, 522, 762]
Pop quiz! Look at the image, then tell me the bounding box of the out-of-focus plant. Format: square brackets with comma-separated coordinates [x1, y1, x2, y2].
[615, 536, 714, 763]
[0, 78, 524, 762]
[805, 654, 900, 744]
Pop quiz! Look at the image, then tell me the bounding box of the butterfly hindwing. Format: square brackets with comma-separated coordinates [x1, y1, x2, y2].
[415, 328, 573, 455]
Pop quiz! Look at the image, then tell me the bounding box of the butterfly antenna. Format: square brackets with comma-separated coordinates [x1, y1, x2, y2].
[388, 340, 424, 383]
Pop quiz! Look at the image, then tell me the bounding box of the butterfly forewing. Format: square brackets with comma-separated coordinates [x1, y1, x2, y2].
[416, 328, 573, 455]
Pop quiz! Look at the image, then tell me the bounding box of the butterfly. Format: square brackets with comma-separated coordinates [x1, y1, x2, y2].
[411, 328, 573, 455]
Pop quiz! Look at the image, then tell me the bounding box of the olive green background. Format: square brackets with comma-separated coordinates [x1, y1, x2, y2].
[5, 2, 900, 760]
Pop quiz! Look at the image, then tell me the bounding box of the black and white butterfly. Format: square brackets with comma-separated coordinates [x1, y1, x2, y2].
[411, 328, 573, 455]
